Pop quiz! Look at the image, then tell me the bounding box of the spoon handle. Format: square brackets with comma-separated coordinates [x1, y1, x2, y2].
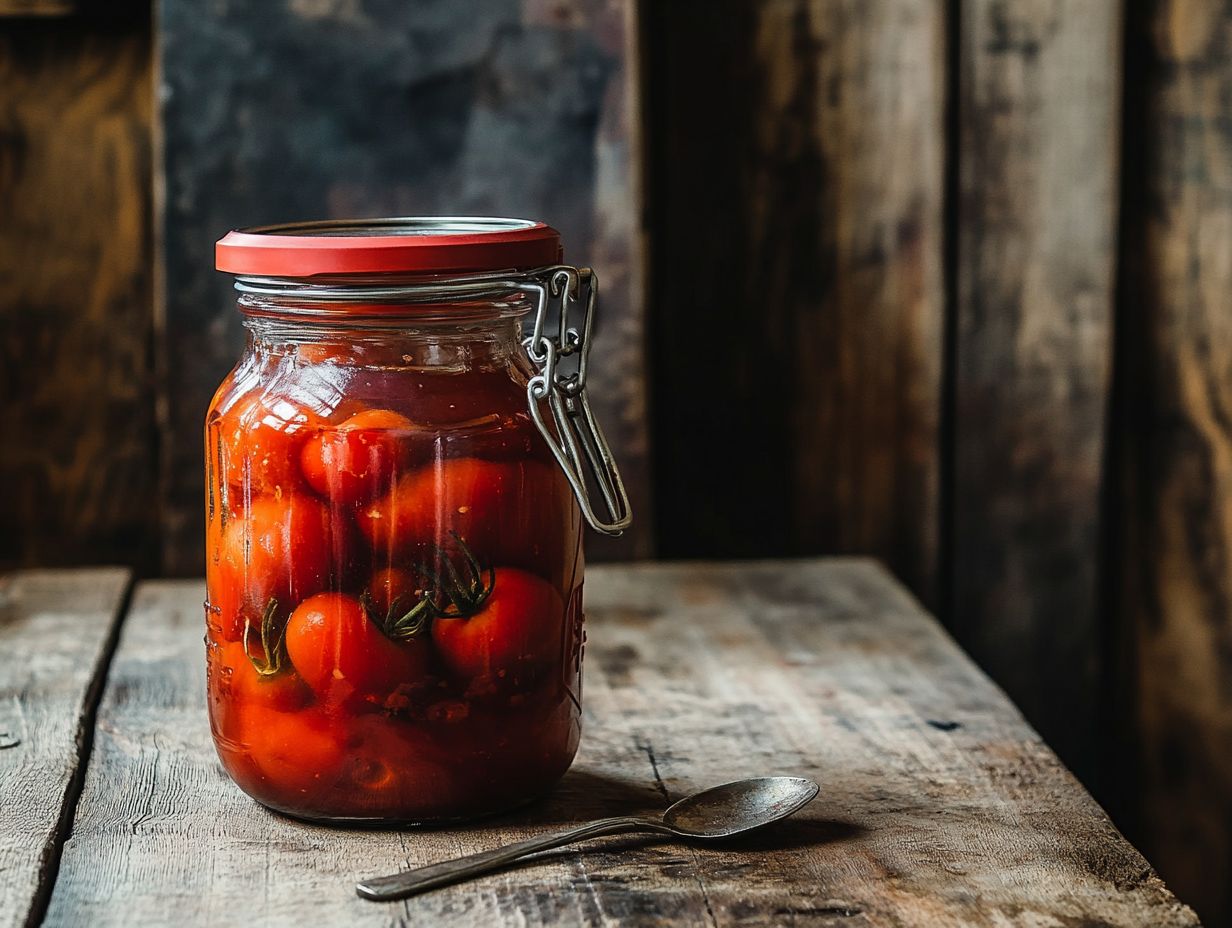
[356, 816, 666, 901]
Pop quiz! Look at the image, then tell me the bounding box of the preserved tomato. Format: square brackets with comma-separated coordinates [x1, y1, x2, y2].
[206, 218, 626, 824]
[299, 409, 417, 507]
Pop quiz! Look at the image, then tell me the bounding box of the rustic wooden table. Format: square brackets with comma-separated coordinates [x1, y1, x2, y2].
[0, 561, 1199, 927]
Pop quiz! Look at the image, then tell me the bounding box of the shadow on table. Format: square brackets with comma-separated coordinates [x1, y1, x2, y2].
[264, 766, 868, 863]
[492, 815, 868, 879]
[484, 766, 868, 862]
[512, 767, 673, 824]
[726, 816, 866, 852]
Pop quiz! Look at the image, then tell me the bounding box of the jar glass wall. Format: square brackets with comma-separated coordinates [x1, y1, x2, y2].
[204, 287, 585, 823]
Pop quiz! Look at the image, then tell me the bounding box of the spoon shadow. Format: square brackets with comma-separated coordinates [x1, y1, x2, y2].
[356, 773, 864, 901]
[718, 815, 867, 852]
[397, 815, 868, 890]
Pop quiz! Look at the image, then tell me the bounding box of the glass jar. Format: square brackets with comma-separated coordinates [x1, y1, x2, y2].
[203, 218, 630, 824]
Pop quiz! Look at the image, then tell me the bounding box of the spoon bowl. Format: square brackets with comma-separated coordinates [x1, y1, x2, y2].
[357, 775, 821, 902]
[663, 776, 821, 838]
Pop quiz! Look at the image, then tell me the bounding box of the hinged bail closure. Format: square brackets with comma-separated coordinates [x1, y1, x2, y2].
[519, 266, 632, 536]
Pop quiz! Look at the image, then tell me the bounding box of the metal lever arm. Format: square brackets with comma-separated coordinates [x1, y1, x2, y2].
[521, 266, 633, 535]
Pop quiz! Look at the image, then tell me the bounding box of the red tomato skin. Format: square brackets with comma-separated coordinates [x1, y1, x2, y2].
[207, 493, 337, 642]
[300, 408, 415, 507]
[239, 705, 349, 798]
[217, 391, 322, 497]
[285, 592, 430, 704]
[210, 641, 311, 714]
[357, 457, 577, 580]
[431, 569, 564, 680]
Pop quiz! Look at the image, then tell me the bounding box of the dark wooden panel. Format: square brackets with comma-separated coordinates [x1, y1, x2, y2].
[1115, 2, 1232, 923]
[646, 0, 945, 604]
[48, 563, 1196, 926]
[0, 0, 73, 15]
[157, 0, 650, 574]
[0, 568, 131, 928]
[949, 1, 1120, 786]
[0, 15, 156, 571]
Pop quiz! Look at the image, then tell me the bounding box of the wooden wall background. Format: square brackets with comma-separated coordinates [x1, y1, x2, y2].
[2, 0, 1231, 923]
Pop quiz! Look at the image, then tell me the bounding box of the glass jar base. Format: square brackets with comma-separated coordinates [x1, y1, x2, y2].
[253, 789, 548, 829]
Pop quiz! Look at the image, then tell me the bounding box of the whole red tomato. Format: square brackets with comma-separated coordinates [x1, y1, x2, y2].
[285, 592, 431, 704]
[357, 458, 576, 575]
[215, 390, 323, 497]
[210, 641, 310, 716]
[241, 704, 348, 798]
[431, 568, 564, 680]
[300, 408, 415, 506]
[207, 493, 338, 642]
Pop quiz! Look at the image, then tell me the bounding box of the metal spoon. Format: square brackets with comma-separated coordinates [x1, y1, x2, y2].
[356, 775, 820, 902]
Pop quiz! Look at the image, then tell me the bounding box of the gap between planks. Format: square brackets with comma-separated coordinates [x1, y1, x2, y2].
[0, 568, 133, 928]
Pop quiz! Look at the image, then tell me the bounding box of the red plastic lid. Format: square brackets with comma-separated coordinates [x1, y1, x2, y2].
[215, 217, 562, 277]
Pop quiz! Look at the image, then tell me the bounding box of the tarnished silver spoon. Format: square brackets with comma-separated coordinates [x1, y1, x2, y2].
[356, 776, 820, 902]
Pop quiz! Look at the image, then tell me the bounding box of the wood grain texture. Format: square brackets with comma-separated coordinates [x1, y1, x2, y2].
[0, 16, 156, 571]
[646, 0, 944, 606]
[47, 562, 1194, 926]
[1114, 2, 1232, 923]
[0, 0, 73, 15]
[949, 1, 1121, 787]
[0, 568, 131, 928]
[157, 0, 651, 573]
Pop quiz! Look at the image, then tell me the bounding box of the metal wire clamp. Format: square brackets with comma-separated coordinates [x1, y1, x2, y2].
[518, 266, 632, 536]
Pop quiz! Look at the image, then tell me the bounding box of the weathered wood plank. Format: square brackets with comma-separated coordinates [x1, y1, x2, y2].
[157, 0, 651, 574]
[0, 15, 156, 571]
[950, 1, 1121, 788]
[646, 0, 945, 605]
[49, 562, 1194, 926]
[1114, 2, 1232, 924]
[0, 568, 131, 928]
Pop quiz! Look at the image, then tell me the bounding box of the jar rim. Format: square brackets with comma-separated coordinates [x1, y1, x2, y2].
[231, 269, 543, 325]
[215, 216, 563, 278]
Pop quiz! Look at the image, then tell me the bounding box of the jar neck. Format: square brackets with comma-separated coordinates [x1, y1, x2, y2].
[241, 310, 528, 370]
[237, 277, 536, 361]
[234, 272, 535, 322]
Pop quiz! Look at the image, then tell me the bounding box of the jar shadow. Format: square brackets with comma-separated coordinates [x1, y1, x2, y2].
[508, 767, 674, 825]
[260, 767, 866, 855]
